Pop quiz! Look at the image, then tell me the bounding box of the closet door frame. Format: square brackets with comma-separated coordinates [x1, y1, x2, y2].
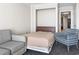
[58, 6, 74, 32]
[30, 4, 58, 32]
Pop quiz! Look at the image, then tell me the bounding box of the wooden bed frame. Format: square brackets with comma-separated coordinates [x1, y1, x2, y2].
[27, 26, 56, 54]
[36, 26, 55, 33]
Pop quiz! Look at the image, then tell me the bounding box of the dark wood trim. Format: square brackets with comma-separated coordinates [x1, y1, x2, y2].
[36, 26, 55, 33]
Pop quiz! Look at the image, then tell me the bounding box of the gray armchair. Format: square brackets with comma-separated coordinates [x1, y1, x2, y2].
[55, 29, 79, 52]
[0, 30, 26, 55]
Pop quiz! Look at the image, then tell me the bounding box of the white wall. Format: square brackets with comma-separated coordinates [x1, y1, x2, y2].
[76, 3, 79, 29]
[0, 3, 30, 34]
[31, 3, 58, 32]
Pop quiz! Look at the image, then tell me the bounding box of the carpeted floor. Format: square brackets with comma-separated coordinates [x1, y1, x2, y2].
[24, 41, 79, 55]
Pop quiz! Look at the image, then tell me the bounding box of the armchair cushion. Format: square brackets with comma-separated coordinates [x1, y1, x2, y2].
[0, 48, 10, 55]
[0, 30, 12, 44]
[55, 32, 66, 36]
[0, 40, 25, 54]
[55, 32, 67, 40]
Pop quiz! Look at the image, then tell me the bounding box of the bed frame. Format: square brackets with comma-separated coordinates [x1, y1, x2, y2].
[27, 26, 56, 54]
[36, 26, 55, 33]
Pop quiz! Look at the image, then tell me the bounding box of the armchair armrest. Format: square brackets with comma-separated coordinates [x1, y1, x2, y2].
[12, 34, 26, 42]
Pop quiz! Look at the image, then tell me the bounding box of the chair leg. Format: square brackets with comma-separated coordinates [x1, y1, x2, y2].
[67, 46, 69, 52]
[55, 41, 58, 45]
[76, 43, 78, 49]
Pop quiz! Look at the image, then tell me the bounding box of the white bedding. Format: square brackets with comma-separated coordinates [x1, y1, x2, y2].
[27, 32, 55, 48]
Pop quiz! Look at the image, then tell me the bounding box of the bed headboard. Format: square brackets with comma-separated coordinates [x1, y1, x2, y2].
[36, 26, 55, 33]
